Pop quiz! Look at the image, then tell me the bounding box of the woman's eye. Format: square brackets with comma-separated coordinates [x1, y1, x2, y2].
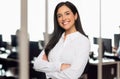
[66, 12, 70, 15]
[57, 15, 61, 18]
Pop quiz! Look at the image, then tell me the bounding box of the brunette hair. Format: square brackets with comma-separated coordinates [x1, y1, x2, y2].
[45, 1, 88, 57]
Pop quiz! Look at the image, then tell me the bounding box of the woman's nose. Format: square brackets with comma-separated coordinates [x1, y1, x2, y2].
[62, 15, 66, 21]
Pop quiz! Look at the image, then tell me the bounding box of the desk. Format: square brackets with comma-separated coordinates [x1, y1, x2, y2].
[0, 51, 18, 67]
[0, 57, 18, 72]
[88, 59, 120, 79]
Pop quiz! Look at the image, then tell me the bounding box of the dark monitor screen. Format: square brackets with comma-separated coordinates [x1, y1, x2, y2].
[93, 37, 99, 44]
[93, 37, 112, 57]
[29, 41, 41, 61]
[0, 34, 3, 47]
[11, 35, 18, 47]
[102, 38, 112, 53]
[114, 34, 120, 49]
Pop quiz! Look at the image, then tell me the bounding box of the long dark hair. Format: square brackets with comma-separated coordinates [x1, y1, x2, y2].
[45, 1, 88, 57]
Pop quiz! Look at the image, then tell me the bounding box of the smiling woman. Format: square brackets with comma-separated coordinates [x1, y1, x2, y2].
[33, 1, 90, 79]
[56, 5, 78, 35]
[1, 0, 120, 79]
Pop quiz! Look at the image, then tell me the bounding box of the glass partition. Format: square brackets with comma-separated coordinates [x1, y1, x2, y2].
[101, 0, 120, 47]
[28, 0, 45, 41]
[1, 0, 120, 79]
[0, 0, 20, 42]
[0, 0, 20, 78]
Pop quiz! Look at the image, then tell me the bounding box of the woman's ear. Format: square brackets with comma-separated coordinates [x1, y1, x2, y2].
[75, 13, 78, 20]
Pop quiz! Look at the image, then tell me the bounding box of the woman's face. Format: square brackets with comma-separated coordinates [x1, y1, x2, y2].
[57, 5, 77, 32]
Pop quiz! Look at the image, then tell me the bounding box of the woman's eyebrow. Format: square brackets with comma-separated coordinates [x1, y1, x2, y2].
[57, 11, 70, 15]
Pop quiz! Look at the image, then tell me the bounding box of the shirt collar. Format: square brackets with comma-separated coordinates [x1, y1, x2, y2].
[61, 31, 80, 41]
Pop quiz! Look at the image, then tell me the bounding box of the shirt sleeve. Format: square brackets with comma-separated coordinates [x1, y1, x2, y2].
[46, 39, 90, 79]
[33, 50, 61, 72]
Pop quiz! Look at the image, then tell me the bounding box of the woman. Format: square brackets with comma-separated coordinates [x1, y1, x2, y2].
[33, 1, 90, 79]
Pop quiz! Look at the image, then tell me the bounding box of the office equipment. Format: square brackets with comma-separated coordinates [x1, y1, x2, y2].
[88, 61, 118, 79]
[29, 41, 41, 61]
[114, 34, 120, 49]
[93, 37, 120, 61]
[39, 40, 44, 50]
[0, 57, 18, 79]
[0, 34, 3, 47]
[10, 35, 18, 60]
[93, 37, 112, 57]
[11, 35, 18, 47]
[93, 37, 99, 44]
[0, 35, 8, 54]
[116, 41, 120, 56]
[0, 57, 18, 69]
[102, 38, 112, 53]
[29, 41, 46, 79]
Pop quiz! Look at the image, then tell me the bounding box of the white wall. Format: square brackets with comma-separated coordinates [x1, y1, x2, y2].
[0, 0, 20, 42]
[28, 0, 45, 41]
[0, 0, 45, 42]
[0, 0, 120, 47]
[101, 0, 120, 46]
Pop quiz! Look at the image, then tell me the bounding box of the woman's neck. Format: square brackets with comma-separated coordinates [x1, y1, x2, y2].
[64, 30, 77, 40]
[65, 30, 77, 36]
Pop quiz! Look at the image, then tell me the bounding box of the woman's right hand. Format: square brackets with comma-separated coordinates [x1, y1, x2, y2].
[42, 54, 48, 61]
[60, 63, 71, 71]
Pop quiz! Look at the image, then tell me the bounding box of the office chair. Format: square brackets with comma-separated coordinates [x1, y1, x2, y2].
[29, 41, 46, 79]
[0, 35, 5, 54]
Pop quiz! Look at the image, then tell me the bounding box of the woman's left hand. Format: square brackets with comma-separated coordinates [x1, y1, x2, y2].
[42, 54, 48, 61]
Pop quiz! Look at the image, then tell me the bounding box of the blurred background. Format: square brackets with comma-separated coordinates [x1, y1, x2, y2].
[0, 0, 120, 79]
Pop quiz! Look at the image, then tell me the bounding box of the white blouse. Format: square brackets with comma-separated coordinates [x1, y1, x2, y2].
[33, 31, 90, 79]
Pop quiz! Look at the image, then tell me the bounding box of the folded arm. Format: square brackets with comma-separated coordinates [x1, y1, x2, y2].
[33, 50, 70, 72]
[46, 40, 90, 79]
[33, 50, 61, 72]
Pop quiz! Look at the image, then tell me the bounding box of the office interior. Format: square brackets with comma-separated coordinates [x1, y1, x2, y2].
[0, 0, 120, 79]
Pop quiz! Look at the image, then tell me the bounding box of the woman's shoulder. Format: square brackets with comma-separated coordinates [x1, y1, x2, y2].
[74, 33, 90, 50]
[76, 32, 89, 43]
[72, 32, 90, 47]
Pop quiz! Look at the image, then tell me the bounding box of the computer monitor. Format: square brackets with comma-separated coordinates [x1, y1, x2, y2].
[102, 38, 112, 53]
[29, 41, 41, 61]
[11, 35, 18, 47]
[93, 37, 112, 57]
[114, 34, 120, 49]
[0, 34, 3, 47]
[93, 37, 99, 44]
